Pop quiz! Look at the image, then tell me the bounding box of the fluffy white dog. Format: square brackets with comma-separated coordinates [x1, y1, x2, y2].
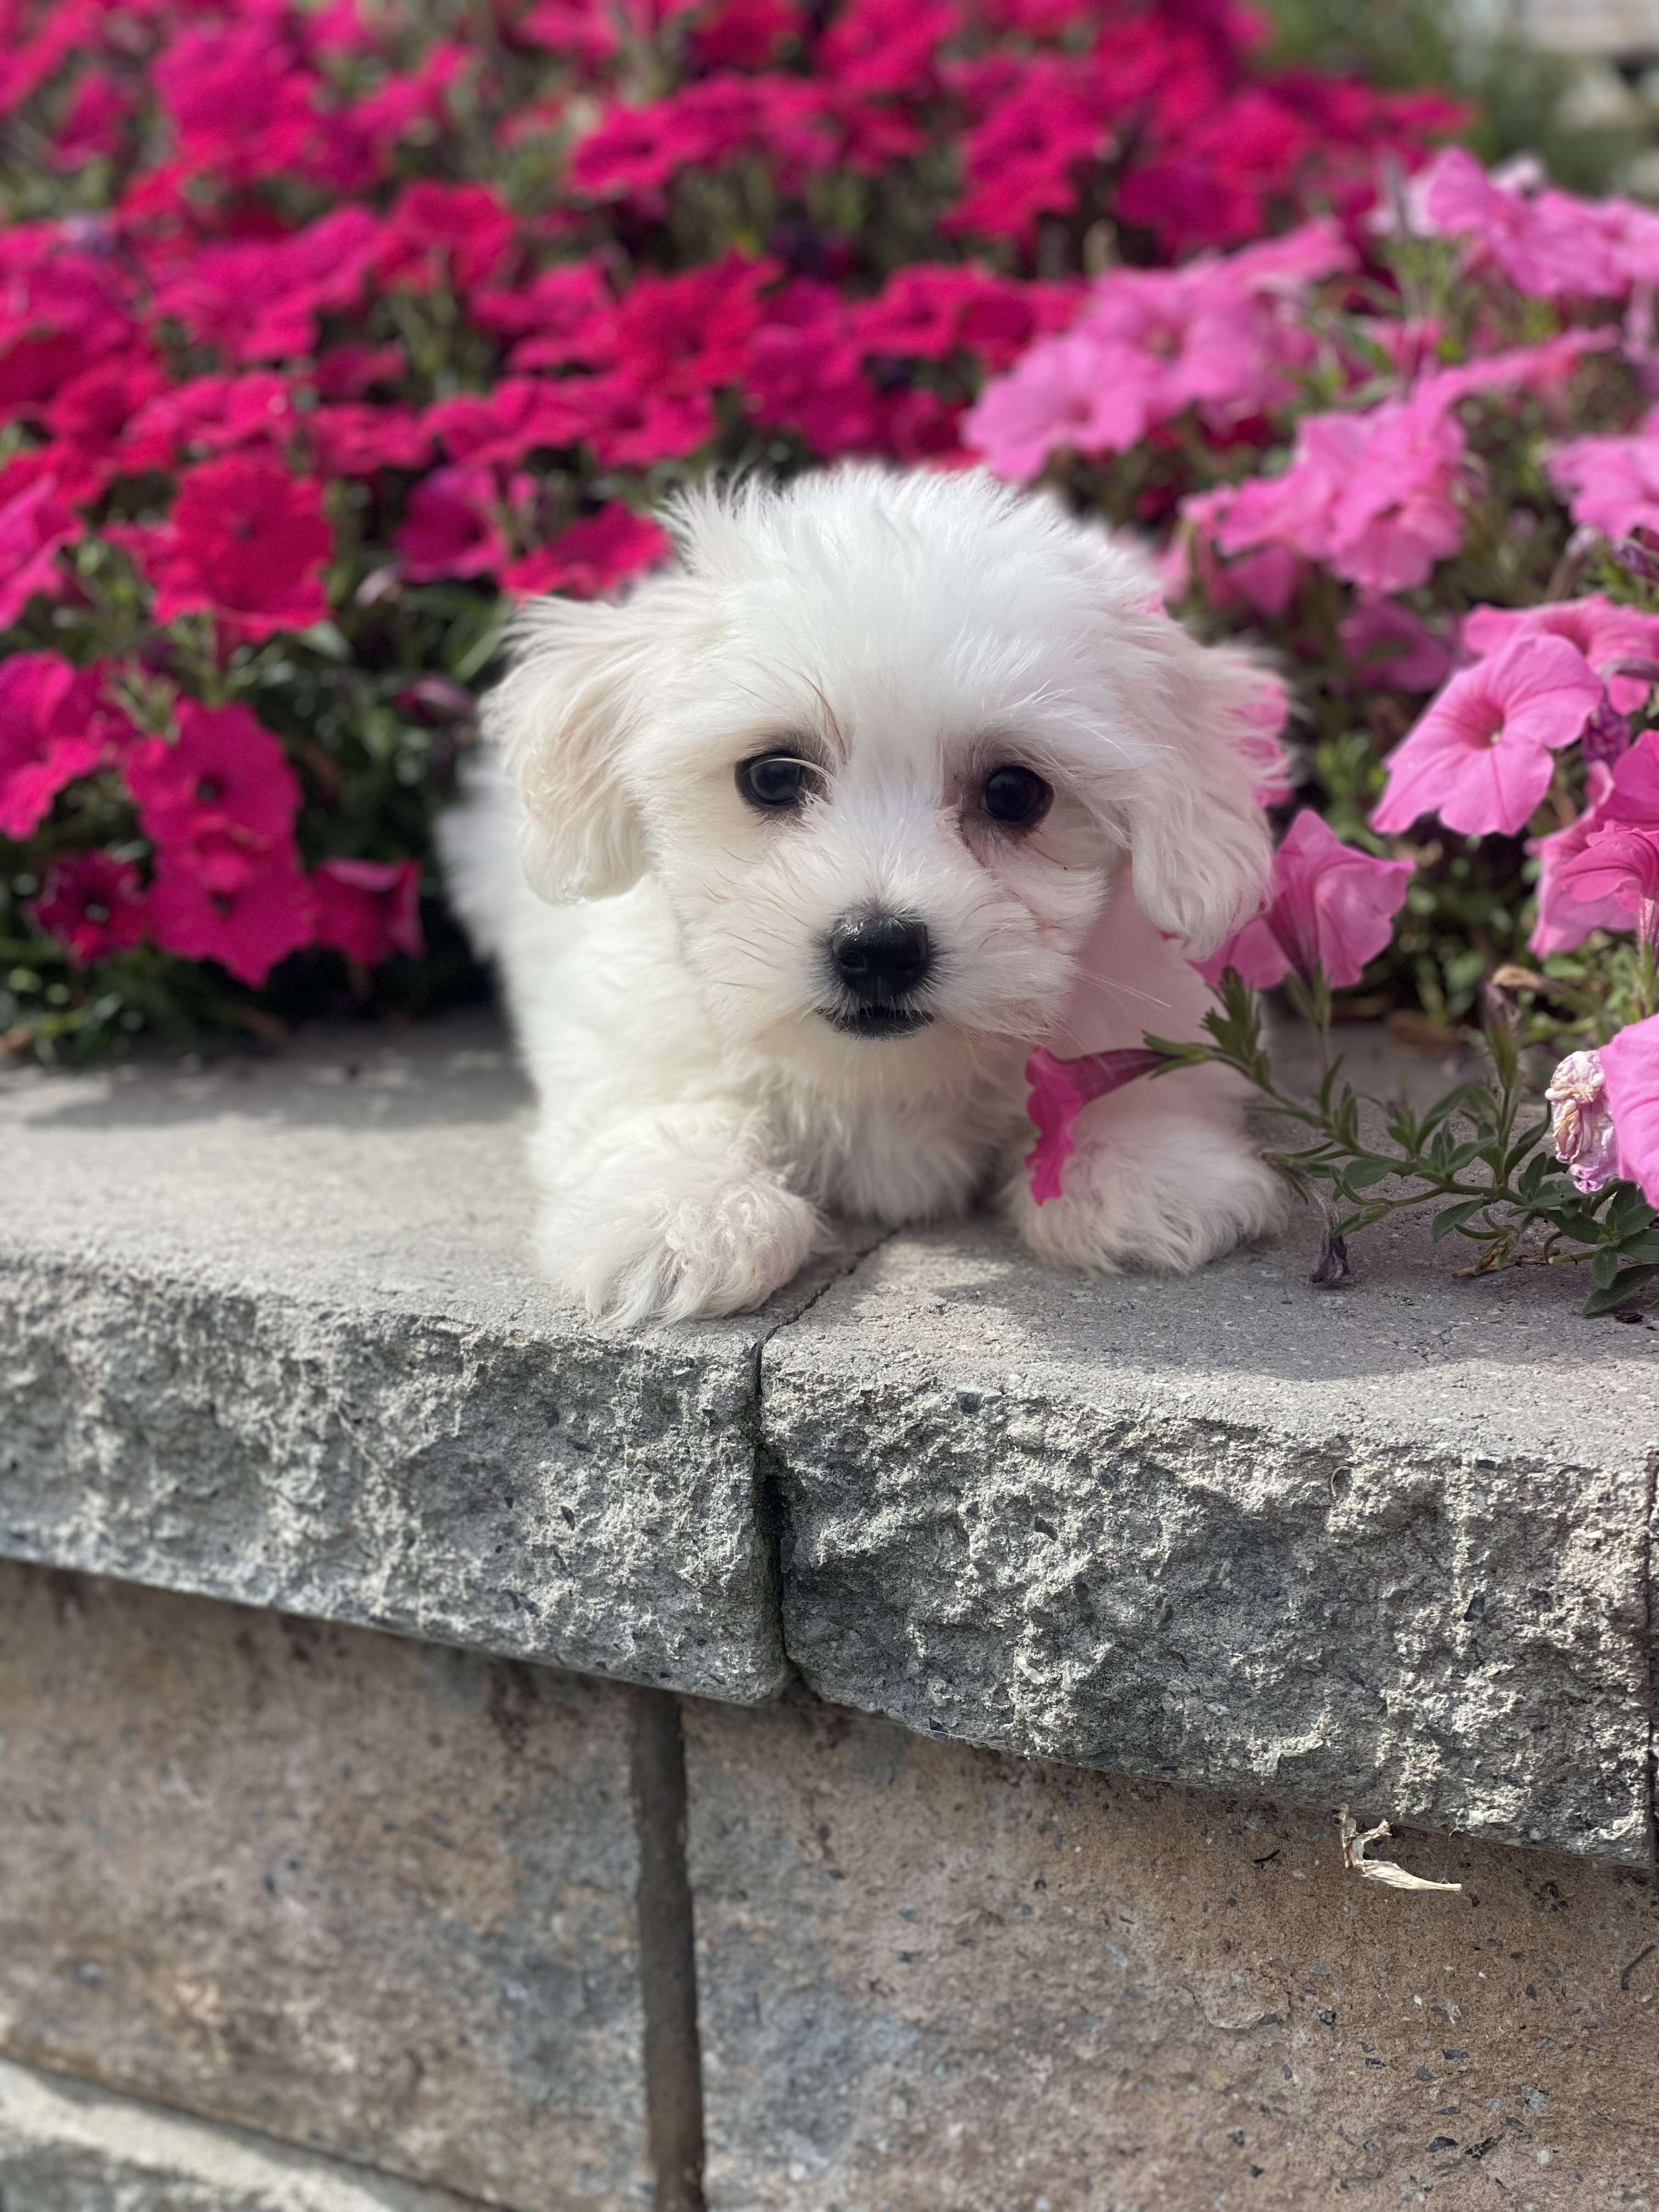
[440, 466, 1282, 1324]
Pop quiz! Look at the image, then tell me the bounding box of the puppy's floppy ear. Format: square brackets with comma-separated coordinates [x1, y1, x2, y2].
[484, 593, 657, 902]
[1111, 616, 1278, 961]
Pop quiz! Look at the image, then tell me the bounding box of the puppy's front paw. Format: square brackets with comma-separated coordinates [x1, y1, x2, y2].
[1005, 1102, 1282, 1275]
[539, 1149, 821, 1325]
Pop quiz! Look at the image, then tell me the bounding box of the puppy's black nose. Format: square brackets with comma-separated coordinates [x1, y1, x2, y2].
[829, 914, 933, 1004]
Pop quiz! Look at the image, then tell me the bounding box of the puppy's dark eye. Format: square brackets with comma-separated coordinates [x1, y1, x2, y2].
[981, 764, 1052, 827]
[738, 754, 814, 811]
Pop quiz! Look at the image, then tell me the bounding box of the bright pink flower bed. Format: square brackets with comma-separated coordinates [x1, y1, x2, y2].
[0, 0, 1459, 1048]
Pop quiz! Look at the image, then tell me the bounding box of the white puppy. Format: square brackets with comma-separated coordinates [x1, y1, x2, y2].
[440, 466, 1282, 1324]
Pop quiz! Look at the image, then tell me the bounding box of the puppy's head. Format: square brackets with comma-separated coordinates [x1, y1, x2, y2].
[488, 468, 1274, 1090]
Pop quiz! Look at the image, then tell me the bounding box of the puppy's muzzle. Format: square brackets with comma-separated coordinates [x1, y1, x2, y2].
[823, 913, 935, 1039]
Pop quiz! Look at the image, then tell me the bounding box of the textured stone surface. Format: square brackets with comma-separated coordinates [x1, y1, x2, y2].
[765, 1219, 1659, 1863]
[686, 1690, 1659, 2212]
[0, 1563, 648, 2211]
[0, 1015, 866, 1702]
[0, 2056, 488, 2212]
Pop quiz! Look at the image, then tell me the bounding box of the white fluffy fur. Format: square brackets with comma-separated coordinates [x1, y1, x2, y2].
[440, 466, 1283, 1324]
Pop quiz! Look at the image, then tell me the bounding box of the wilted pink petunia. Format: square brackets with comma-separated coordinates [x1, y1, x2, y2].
[1463, 595, 1659, 715]
[1195, 808, 1412, 992]
[1024, 1045, 1176, 1204]
[1370, 632, 1602, 838]
[1600, 1013, 1659, 1209]
[1545, 1049, 1620, 1194]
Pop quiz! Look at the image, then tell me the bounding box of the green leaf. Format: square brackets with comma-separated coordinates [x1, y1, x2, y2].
[1606, 1184, 1656, 1239]
[1503, 1118, 1549, 1177]
[1581, 1265, 1659, 1318]
[1615, 1231, 1659, 1264]
[1341, 1158, 1397, 1190]
[1431, 1199, 1485, 1242]
[1592, 1246, 1620, 1290]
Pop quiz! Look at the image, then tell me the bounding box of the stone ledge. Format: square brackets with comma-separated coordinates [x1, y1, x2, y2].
[3, 1015, 1654, 1864]
[764, 1218, 1659, 1865]
[0, 1015, 851, 1706]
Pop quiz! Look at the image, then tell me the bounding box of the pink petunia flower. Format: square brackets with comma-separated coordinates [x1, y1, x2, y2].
[1195, 809, 1412, 991]
[1339, 597, 1455, 693]
[29, 851, 148, 964]
[1530, 764, 1630, 955]
[1547, 425, 1659, 540]
[1370, 632, 1604, 838]
[1463, 595, 1659, 716]
[0, 654, 131, 840]
[1024, 1045, 1177, 1205]
[960, 330, 1149, 481]
[1420, 149, 1624, 300]
[309, 857, 424, 966]
[503, 504, 673, 600]
[1531, 730, 1659, 953]
[1600, 1012, 1659, 1209]
[1557, 825, 1659, 949]
[1545, 1049, 1619, 1194]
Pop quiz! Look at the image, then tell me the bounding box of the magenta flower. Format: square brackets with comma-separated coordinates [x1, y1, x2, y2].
[0, 472, 78, 630]
[29, 851, 148, 965]
[0, 654, 131, 840]
[503, 504, 672, 600]
[1370, 633, 1603, 838]
[1025, 1046, 1176, 1205]
[1463, 596, 1659, 715]
[1545, 1050, 1620, 1195]
[310, 857, 425, 966]
[1601, 1014, 1659, 1210]
[117, 455, 333, 640]
[394, 465, 510, 582]
[1195, 809, 1413, 992]
[123, 699, 301, 852]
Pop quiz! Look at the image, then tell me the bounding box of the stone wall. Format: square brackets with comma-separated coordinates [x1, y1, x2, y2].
[0, 1567, 1654, 2211]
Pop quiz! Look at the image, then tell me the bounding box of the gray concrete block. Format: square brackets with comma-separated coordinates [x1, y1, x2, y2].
[0, 2057, 487, 2212]
[764, 1221, 1659, 1863]
[0, 1016, 858, 1702]
[684, 1690, 1659, 2212]
[0, 1564, 648, 2211]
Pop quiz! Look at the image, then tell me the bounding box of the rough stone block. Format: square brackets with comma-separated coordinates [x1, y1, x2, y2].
[764, 1222, 1659, 1862]
[0, 2056, 487, 2212]
[0, 1564, 648, 2211]
[0, 1017, 857, 1702]
[685, 1690, 1659, 2212]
